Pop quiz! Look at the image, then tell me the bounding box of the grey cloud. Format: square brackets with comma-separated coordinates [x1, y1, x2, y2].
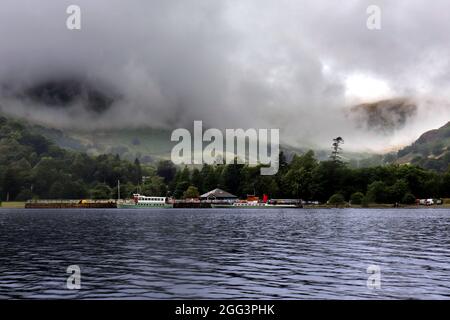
[1, 0, 450, 151]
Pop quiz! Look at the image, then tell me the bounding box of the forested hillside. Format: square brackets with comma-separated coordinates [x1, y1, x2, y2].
[2, 115, 450, 204]
[397, 121, 450, 171]
[0, 116, 144, 200]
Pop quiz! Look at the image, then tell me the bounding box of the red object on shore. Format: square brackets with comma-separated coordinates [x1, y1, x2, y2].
[263, 194, 269, 203]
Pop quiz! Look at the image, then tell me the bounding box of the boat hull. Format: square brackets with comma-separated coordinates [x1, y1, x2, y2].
[211, 204, 302, 209]
[117, 203, 173, 209]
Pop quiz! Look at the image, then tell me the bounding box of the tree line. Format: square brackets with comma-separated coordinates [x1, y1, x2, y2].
[2, 115, 450, 204]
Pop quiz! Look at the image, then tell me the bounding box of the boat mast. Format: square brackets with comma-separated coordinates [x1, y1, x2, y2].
[117, 180, 121, 200]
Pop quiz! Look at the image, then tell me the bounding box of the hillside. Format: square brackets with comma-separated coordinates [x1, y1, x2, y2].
[31, 125, 174, 164]
[0, 115, 145, 201]
[1, 112, 380, 166]
[397, 121, 450, 171]
[349, 98, 417, 133]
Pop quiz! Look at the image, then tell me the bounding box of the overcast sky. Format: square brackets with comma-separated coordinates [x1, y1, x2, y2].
[1, 0, 450, 151]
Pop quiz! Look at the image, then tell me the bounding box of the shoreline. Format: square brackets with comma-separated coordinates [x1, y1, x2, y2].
[1, 201, 450, 210]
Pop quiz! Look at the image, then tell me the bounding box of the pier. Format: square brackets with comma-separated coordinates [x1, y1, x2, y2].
[25, 200, 117, 209]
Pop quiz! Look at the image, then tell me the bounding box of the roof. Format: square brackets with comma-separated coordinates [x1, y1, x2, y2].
[200, 188, 238, 199]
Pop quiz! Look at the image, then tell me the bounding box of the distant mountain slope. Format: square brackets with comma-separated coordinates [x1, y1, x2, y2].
[1, 112, 381, 166]
[397, 121, 450, 171]
[349, 98, 417, 133]
[31, 125, 173, 164]
[31, 125, 383, 167]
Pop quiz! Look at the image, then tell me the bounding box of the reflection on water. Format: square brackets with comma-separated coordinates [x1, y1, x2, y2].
[0, 208, 449, 299]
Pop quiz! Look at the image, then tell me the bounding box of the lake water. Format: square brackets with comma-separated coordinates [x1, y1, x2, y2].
[0, 208, 449, 299]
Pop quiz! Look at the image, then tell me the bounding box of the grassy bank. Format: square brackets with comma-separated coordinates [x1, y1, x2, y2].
[0, 202, 25, 209]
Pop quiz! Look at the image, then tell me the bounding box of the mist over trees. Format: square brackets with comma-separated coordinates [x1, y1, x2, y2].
[1, 116, 450, 204]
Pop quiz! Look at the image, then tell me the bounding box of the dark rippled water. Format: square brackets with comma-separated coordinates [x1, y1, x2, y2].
[0, 208, 449, 299]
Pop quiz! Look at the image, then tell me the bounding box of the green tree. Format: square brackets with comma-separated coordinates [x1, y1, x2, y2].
[330, 137, 344, 163]
[183, 186, 200, 199]
[328, 193, 345, 206]
[132, 158, 143, 185]
[442, 171, 450, 197]
[142, 176, 167, 197]
[311, 161, 346, 202]
[191, 168, 203, 192]
[31, 157, 64, 198]
[48, 179, 88, 199]
[281, 151, 318, 200]
[157, 160, 177, 184]
[113, 181, 137, 199]
[201, 164, 218, 192]
[278, 151, 289, 174]
[366, 181, 388, 203]
[180, 166, 191, 184]
[174, 181, 190, 199]
[350, 192, 364, 205]
[91, 183, 112, 199]
[361, 195, 370, 208]
[220, 163, 243, 196]
[387, 179, 409, 203]
[402, 193, 416, 204]
[16, 189, 34, 201]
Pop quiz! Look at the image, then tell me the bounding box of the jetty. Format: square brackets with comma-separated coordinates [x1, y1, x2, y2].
[25, 199, 117, 209]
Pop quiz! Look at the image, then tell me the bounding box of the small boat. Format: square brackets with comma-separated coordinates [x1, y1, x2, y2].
[212, 196, 303, 209]
[117, 194, 173, 209]
[212, 200, 267, 209]
[212, 202, 302, 209]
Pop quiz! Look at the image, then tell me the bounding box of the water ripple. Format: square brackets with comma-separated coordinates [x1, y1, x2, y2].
[0, 208, 449, 299]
